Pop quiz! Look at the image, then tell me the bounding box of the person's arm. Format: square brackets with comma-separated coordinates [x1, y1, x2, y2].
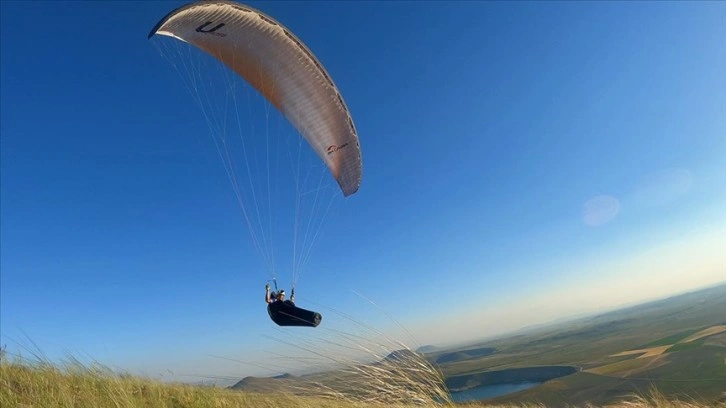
[265, 284, 272, 304]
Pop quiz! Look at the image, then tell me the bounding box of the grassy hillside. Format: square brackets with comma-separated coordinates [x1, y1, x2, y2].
[0, 352, 422, 408]
[0, 357, 344, 408]
[2, 352, 721, 408]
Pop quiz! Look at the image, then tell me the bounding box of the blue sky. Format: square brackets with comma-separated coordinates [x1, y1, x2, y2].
[2, 1, 725, 381]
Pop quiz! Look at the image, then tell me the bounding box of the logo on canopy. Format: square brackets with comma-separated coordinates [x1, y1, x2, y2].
[327, 143, 349, 155]
[195, 22, 227, 37]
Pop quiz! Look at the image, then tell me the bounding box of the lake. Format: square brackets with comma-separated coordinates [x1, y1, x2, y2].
[449, 381, 542, 403]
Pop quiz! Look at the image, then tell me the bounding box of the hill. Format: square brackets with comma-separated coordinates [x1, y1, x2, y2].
[433, 283, 726, 406]
[1, 351, 720, 407]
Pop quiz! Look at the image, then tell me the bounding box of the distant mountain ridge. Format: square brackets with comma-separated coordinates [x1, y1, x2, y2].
[228, 282, 726, 405]
[432, 346, 496, 364]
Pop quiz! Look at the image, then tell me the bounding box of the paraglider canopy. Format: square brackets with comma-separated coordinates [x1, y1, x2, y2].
[147, 0, 362, 196]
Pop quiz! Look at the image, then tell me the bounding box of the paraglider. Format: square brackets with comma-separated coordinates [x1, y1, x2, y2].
[148, 1, 361, 327]
[265, 285, 321, 327]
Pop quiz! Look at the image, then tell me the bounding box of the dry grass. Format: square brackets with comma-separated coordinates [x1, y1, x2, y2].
[681, 325, 726, 343]
[0, 352, 375, 408]
[585, 358, 653, 376]
[0, 340, 453, 408]
[288, 350, 451, 405]
[602, 388, 726, 408]
[2, 350, 723, 408]
[610, 346, 672, 359]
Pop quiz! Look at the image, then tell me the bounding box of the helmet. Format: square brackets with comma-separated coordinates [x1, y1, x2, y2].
[278, 290, 285, 296]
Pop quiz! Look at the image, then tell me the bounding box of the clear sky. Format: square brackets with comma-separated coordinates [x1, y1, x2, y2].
[2, 0, 725, 383]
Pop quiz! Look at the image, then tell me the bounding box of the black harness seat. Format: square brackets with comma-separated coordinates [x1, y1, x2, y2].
[267, 300, 322, 327]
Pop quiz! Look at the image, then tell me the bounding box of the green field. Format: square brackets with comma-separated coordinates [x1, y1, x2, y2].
[425, 283, 726, 406]
[639, 329, 704, 348]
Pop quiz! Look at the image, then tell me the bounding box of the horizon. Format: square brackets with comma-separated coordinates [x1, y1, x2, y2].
[2, 0, 724, 383]
[5, 281, 724, 385]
